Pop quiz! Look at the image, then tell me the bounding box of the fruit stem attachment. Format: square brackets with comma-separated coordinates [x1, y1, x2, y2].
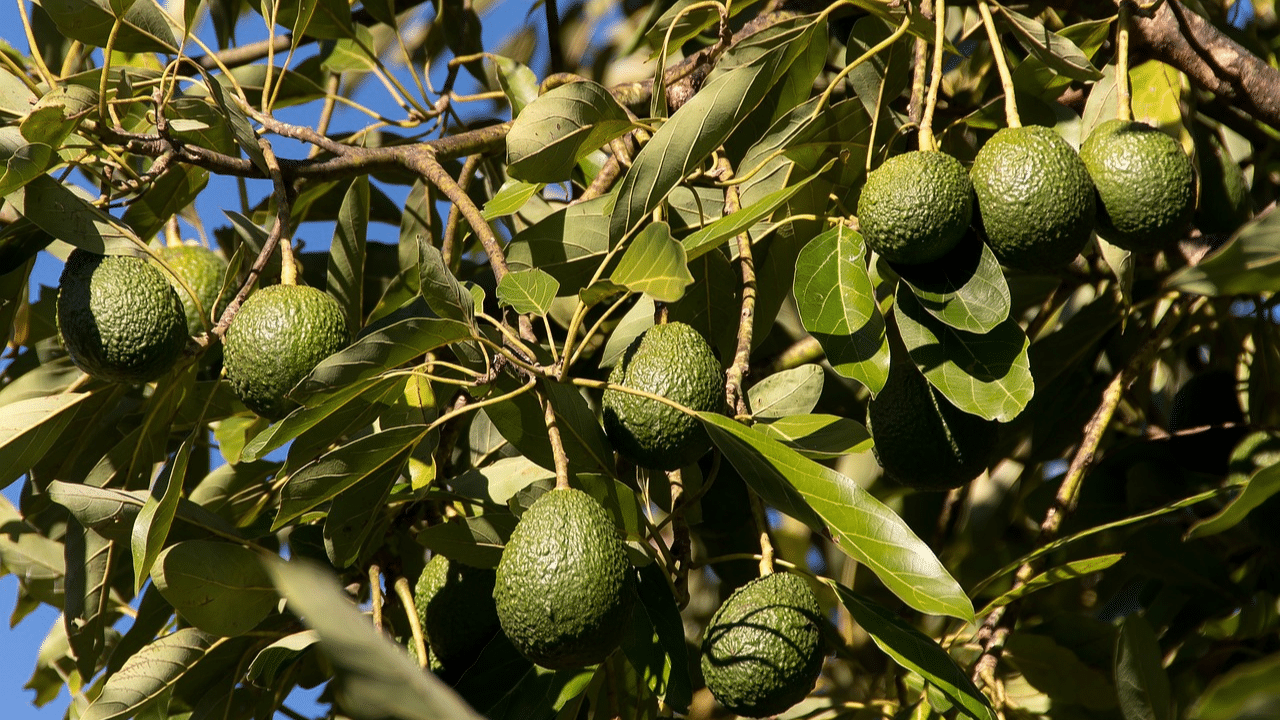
[1116, 1, 1134, 122]
[541, 385, 572, 491]
[918, 0, 947, 151]
[368, 564, 384, 631]
[977, 0, 1021, 128]
[394, 576, 428, 668]
[749, 490, 775, 576]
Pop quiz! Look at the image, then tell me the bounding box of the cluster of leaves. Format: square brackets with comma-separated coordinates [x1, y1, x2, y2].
[1, 0, 1280, 719]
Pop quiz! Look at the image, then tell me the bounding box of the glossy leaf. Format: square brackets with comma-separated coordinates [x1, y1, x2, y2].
[610, 222, 692, 302]
[0, 391, 91, 489]
[632, 562, 692, 711]
[894, 237, 1011, 333]
[978, 554, 1124, 616]
[264, 557, 486, 720]
[329, 176, 369, 334]
[505, 195, 612, 293]
[794, 225, 889, 395]
[7, 175, 141, 255]
[1115, 614, 1172, 720]
[1167, 208, 1280, 296]
[996, 5, 1103, 82]
[81, 629, 220, 720]
[747, 364, 823, 419]
[507, 81, 632, 183]
[756, 414, 872, 460]
[152, 540, 277, 637]
[830, 584, 996, 720]
[896, 289, 1033, 422]
[130, 433, 193, 592]
[496, 268, 559, 316]
[700, 414, 973, 620]
[298, 317, 473, 398]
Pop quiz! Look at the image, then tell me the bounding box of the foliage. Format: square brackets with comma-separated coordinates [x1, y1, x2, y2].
[1, 1, 1280, 719]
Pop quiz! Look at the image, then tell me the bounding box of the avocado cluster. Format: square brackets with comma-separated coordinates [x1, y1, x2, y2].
[602, 322, 723, 471]
[701, 571, 825, 717]
[57, 249, 188, 383]
[412, 554, 500, 680]
[223, 284, 350, 419]
[493, 488, 634, 669]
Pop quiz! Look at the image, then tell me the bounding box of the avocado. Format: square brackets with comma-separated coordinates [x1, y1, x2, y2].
[156, 244, 229, 333]
[701, 571, 825, 718]
[57, 250, 188, 383]
[602, 322, 723, 471]
[858, 150, 974, 265]
[866, 357, 997, 490]
[1081, 119, 1195, 252]
[970, 125, 1096, 270]
[493, 487, 634, 669]
[412, 554, 499, 679]
[222, 284, 350, 419]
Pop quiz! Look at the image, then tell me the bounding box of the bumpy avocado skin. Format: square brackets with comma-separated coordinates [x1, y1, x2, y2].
[701, 572, 825, 718]
[223, 284, 350, 419]
[413, 554, 499, 679]
[602, 322, 723, 471]
[156, 244, 229, 333]
[1081, 119, 1195, 253]
[493, 488, 634, 669]
[858, 150, 974, 265]
[57, 250, 188, 383]
[866, 360, 998, 491]
[971, 126, 1096, 270]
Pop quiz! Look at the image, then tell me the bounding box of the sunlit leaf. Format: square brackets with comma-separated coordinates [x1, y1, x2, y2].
[82, 629, 220, 720]
[131, 432, 193, 592]
[0, 391, 92, 490]
[996, 5, 1103, 82]
[978, 554, 1124, 615]
[610, 222, 692, 302]
[894, 236, 1010, 333]
[756, 414, 872, 460]
[747, 364, 823, 419]
[496, 268, 559, 316]
[507, 81, 633, 183]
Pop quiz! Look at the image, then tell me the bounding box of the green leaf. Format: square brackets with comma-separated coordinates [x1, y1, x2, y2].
[1115, 614, 1172, 720]
[896, 289, 1033, 422]
[263, 557, 486, 719]
[794, 226, 889, 395]
[7, 174, 141, 255]
[0, 496, 65, 608]
[323, 454, 402, 568]
[245, 630, 319, 686]
[1167, 207, 1280, 296]
[493, 56, 539, 117]
[978, 554, 1125, 616]
[846, 17, 912, 144]
[610, 222, 692, 302]
[33, 0, 179, 53]
[482, 378, 615, 475]
[20, 83, 95, 147]
[47, 481, 241, 543]
[319, 25, 378, 72]
[1007, 633, 1117, 710]
[828, 584, 996, 720]
[669, 250, 738, 362]
[250, 0, 352, 38]
[200, 71, 267, 174]
[0, 391, 92, 490]
[756, 414, 872, 460]
[1186, 461, 1280, 540]
[894, 237, 1011, 333]
[505, 195, 612, 293]
[609, 15, 825, 243]
[496, 268, 560, 316]
[700, 414, 973, 620]
[151, 540, 277, 637]
[507, 81, 633, 183]
[328, 175, 369, 334]
[242, 377, 398, 462]
[0, 67, 37, 117]
[995, 5, 1103, 82]
[81, 629, 220, 720]
[631, 562, 692, 711]
[120, 166, 209, 243]
[1189, 651, 1280, 719]
[275, 426, 426, 528]
[418, 238, 475, 324]
[417, 515, 517, 569]
[297, 317, 473, 399]
[130, 433, 193, 593]
[64, 521, 115, 678]
[748, 364, 823, 419]
[483, 180, 545, 221]
[0, 127, 53, 197]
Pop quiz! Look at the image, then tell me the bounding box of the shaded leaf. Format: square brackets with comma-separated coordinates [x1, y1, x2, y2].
[1006, 633, 1116, 710]
[700, 414, 973, 620]
[0, 391, 92, 490]
[0, 127, 53, 197]
[245, 630, 319, 686]
[682, 161, 832, 261]
[896, 289, 1033, 422]
[632, 562, 692, 711]
[323, 453, 404, 568]
[120, 166, 209, 243]
[131, 432, 193, 592]
[482, 377, 614, 475]
[64, 521, 115, 678]
[496, 268, 559, 316]
[794, 226, 889, 395]
[894, 237, 1010, 333]
[20, 83, 95, 147]
[417, 514, 517, 569]
[610, 222, 692, 302]
[328, 176, 369, 334]
[298, 317, 473, 399]
[507, 81, 632, 183]
[82, 629, 220, 720]
[47, 481, 240, 543]
[34, 0, 178, 53]
[506, 195, 612, 294]
[242, 376, 399, 462]
[1186, 462, 1280, 540]
[418, 238, 475, 324]
[978, 554, 1125, 616]
[493, 56, 539, 117]
[756, 414, 872, 460]
[1115, 614, 1172, 720]
[1167, 207, 1280, 296]
[152, 540, 277, 637]
[996, 5, 1103, 82]
[1189, 651, 1280, 720]
[7, 174, 141, 255]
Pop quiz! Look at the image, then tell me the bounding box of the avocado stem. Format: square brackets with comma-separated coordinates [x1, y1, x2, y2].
[977, 0, 1021, 128]
[541, 386, 573, 491]
[393, 575, 429, 668]
[1116, 2, 1134, 122]
[749, 489, 776, 576]
[918, 0, 947, 152]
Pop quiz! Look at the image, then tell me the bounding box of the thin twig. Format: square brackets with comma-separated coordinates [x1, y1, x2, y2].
[442, 154, 485, 270]
[369, 565, 384, 632]
[542, 385, 572, 491]
[977, 0, 1021, 128]
[716, 159, 756, 416]
[393, 575, 429, 669]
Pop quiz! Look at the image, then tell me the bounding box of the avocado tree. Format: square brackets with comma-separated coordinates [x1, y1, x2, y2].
[2, 0, 1280, 717]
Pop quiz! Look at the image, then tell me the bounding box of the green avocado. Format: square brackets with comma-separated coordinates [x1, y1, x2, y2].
[493, 487, 634, 669]
[701, 571, 825, 718]
[866, 357, 997, 490]
[156, 244, 229, 333]
[858, 150, 974, 265]
[222, 284, 350, 419]
[412, 554, 499, 679]
[970, 125, 1096, 270]
[602, 322, 723, 471]
[57, 250, 188, 383]
[1081, 119, 1196, 253]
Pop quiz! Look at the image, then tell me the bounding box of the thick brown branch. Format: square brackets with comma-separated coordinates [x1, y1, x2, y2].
[1124, 0, 1280, 128]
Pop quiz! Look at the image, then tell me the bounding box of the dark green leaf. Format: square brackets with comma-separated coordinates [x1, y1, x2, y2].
[418, 238, 475, 324]
[131, 432, 193, 592]
[747, 364, 823, 419]
[417, 514, 517, 569]
[264, 557, 486, 719]
[0, 391, 92, 490]
[242, 376, 399, 462]
[64, 521, 115, 678]
[323, 451, 403, 568]
[82, 629, 220, 720]
[755, 414, 872, 460]
[7, 174, 141, 255]
[996, 5, 1103, 82]
[33, 0, 178, 53]
[1006, 633, 1116, 710]
[329, 176, 369, 334]
[894, 237, 1011, 334]
[978, 554, 1124, 615]
[700, 414, 973, 620]
[200, 71, 267, 174]
[152, 540, 277, 637]
[496, 268, 559, 316]
[633, 562, 692, 711]
[120, 166, 209, 243]
[896, 289, 1033, 422]
[846, 17, 912, 143]
[611, 221, 692, 302]
[1189, 651, 1280, 719]
[1186, 462, 1280, 540]
[482, 378, 614, 475]
[1115, 614, 1172, 720]
[507, 81, 633, 183]
[682, 161, 832, 261]
[297, 317, 473, 399]
[829, 584, 996, 720]
[245, 630, 319, 686]
[47, 481, 241, 543]
[794, 226, 889, 395]
[1167, 207, 1280, 296]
